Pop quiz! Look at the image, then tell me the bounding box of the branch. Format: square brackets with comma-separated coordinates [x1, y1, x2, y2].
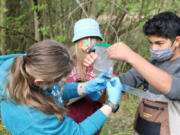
[174, 0, 180, 10]
[0, 25, 38, 42]
[107, 0, 130, 14]
[76, 0, 88, 17]
[67, 1, 91, 19]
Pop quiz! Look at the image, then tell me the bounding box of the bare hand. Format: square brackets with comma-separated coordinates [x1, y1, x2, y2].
[107, 42, 135, 62]
[83, 52, 97, 67]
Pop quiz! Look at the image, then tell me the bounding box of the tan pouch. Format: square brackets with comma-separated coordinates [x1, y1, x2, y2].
[134, 99, 170, 135]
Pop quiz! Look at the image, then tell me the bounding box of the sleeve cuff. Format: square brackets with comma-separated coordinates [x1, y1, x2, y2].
[62, 83, 79, 100]
[81, 109, 107, 129]
[165, 76, 180, 100]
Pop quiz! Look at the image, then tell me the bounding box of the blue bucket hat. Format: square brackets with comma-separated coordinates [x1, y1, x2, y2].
[72, 18, 103, 42]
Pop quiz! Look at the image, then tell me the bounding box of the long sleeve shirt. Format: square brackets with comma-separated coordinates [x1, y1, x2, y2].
[119, 58, 180, 100]
[0, 54, 107, 135]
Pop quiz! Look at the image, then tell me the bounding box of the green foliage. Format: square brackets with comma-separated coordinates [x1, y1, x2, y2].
[0, 102, 11, 135]
[99, 1, 107, 7]
[101, 94, 139, 135]
[0, 124, 11, 135]
[53, 36, 67, 43]
[171, 2, 180, 12]
[31, 4, 47, 11]
[125, 2, 140, 13]
[5, 48, 14, 54]
[1, 0, 180, 134]
[0, 8, 8, 13]
[52, 24, 57, 29]
[0, 36, 3, 40]
[1, 0, 180, 55]
[15, 14, 26, 21]
[0, 0, 5, 4]
[39, 26, 50, 36]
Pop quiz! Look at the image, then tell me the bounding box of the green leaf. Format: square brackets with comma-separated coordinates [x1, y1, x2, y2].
[31, 4, 47, 11]
[15, 14, 26, 21]
[53, 36, 67, 43]
[39, 26, 50, 36]
[0, 8, 8, 13]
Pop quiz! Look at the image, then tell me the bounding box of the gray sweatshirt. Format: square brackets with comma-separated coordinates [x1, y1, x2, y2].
[119, 57, 180, 100]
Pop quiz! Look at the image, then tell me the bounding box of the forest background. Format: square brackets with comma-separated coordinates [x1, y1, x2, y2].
[0, 0, 180, 134]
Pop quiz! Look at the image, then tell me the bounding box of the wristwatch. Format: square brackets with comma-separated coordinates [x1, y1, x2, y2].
[105, 100, 120, 113]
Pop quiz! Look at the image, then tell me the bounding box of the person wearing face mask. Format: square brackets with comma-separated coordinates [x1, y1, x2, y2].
[0, 40, 123, 135]
[65, 18, 106, 135]
[83, 11, 180, 135]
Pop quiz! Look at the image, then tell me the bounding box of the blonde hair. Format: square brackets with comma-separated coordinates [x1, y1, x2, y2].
[70, 37, 101, 81]
[5, 40, 73, 120]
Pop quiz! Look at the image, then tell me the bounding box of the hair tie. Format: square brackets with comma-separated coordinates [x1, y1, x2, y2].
[23, 56, 26, 71]
[23, 56, 26, 64]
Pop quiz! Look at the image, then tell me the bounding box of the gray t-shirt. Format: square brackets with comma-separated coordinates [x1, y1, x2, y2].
[119, 57, 180, 100]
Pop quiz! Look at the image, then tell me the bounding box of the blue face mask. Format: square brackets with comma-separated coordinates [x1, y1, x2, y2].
[149, 48, 174, 62]
[50, 83, 65, 107]
[32, 82, 65, 107]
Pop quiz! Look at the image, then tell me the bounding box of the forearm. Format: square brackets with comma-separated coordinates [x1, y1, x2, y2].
[77, 83, 86, 96]
[100, 104, 112, 116]
[62, 83, 79, 100]
[127, 52, 172, 94]
[78, 106, 110, 134]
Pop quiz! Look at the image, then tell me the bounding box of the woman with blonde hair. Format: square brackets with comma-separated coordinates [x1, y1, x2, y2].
[66, 18, 106, 135]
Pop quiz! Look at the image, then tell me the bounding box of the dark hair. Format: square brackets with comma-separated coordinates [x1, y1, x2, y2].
[143, 11, 180, 40]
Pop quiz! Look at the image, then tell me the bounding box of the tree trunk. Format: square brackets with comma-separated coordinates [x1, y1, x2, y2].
[32, 0, 43, 41]
[0, 0, 5, 54]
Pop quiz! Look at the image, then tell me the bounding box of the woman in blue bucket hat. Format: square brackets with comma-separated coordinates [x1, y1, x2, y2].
[66, 18, 106, 135]
[72, 18, 103, 42]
